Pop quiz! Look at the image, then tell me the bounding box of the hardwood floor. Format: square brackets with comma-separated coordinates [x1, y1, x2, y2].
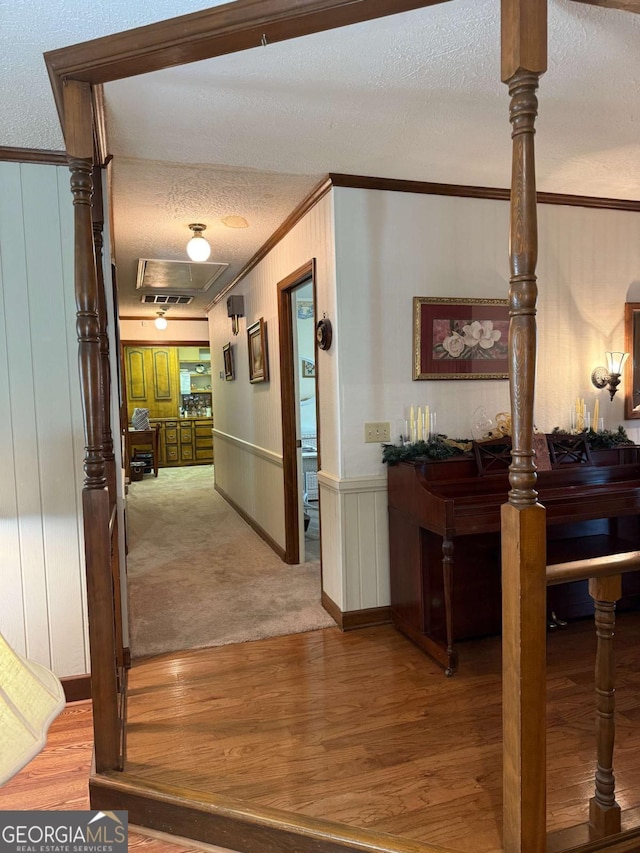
[0, 701, 238, 853]
[124, 613, 640, 853]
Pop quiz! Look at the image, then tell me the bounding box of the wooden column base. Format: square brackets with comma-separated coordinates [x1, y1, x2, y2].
[589, 797, 621, 838]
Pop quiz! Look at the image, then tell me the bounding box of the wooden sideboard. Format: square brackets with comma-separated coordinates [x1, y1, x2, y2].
[151, 417, 214, 467]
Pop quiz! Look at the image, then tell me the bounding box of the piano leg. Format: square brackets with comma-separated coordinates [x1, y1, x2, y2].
[442, 536, 458, 676]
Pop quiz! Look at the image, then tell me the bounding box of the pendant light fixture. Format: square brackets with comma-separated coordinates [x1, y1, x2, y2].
[154, 310, 168, 330]
[186, 223, 211, 263]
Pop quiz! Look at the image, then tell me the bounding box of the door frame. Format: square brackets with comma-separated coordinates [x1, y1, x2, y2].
[277, 260, 318, 565]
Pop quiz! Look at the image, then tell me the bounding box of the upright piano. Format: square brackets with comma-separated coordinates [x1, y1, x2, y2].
[387, 437, 640, 674]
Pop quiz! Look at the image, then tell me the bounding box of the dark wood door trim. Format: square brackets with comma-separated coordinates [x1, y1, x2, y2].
[277, 260, 316, 565]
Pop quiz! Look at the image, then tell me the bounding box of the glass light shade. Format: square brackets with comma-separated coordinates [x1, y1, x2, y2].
[186, 233, 211, 262]
[154, 315, 168, 330]
[0, 632, 65, 784]
[605, 351, 628, 375]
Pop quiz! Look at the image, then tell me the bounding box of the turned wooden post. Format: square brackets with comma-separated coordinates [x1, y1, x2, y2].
[501, 3, 548, 852]
[588, 574, 622, 838]
[64, 79, 120, 772]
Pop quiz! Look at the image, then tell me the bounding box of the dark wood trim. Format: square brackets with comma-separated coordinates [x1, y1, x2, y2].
[0, 146, 67, 165]
[45, 0, 452, 129]
[215, 483, 286, 561]
[92, 85, 109, 166]
[329, 173, 640, 212]
[624, 303, 639, 420]
[277, 261, 316, 565]
[123, 646, 132, 669]
[61, 673, 92, 703]
[208, 177, 332, 309]
[211, 171, 640, 310]
[321, 592, 391, 631]
[90, 770, 458, 853]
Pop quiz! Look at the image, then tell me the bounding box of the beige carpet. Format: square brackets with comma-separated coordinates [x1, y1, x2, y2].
[126, 465, 336, 659]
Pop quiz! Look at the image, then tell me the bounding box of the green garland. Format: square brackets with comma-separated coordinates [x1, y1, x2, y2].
[383, 425, 633, 466]
[382, 436, 470, 466]
[551, 425, 633, 448]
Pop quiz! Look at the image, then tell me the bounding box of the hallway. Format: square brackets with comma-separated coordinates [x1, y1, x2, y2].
[126, 465, 335, 659]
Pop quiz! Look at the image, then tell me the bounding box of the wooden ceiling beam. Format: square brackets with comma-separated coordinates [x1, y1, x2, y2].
[45, 0, 453, 134]
[569, 0, 640, 12]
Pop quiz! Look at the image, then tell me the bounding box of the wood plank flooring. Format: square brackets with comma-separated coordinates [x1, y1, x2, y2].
[124, 614, 640, 853]
[0, 701, 238, 853]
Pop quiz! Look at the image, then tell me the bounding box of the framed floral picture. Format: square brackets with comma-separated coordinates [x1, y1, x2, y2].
[413, 296, 509, 380]
[223, 342, 234, 381]
[247, 318, 269, 383]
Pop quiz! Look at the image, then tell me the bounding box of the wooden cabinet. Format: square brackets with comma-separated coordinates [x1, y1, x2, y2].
[154, 417, 213, 467]
[125, 346, 180, 419]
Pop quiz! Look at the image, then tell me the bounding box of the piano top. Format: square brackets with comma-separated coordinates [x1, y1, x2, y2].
[387, 441, 640, 537]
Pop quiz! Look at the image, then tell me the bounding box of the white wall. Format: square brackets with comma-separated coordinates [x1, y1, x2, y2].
[208, 192, 338, 577]
[0, 162, 89, 676]
[119, 317, 209, 341]
[329, 186, 640, 610]
[334, 187, 640, 480]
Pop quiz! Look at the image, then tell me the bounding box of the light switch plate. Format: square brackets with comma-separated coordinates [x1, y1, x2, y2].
[364, 422, 391, 443]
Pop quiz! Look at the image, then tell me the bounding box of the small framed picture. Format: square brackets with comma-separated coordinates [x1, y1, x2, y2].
[247, 318, 269, 383]
[302, 358, 315, 378]
[223, 342, 234, 381]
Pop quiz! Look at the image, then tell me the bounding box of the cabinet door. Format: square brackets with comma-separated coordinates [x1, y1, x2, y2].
[124, 346, 180, 419]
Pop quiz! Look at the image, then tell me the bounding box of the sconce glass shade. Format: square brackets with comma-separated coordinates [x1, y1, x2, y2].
[605, 351, 628, 375]
[0, 632, 65, 785]
[186, 223, 211, 263]
[154, 313, 168, 330]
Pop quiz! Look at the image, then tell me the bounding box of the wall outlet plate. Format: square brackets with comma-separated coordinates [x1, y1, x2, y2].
[364, 422, 391, 443]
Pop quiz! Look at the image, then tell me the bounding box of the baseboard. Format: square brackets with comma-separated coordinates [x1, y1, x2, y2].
[321, 592, 391, 631]
[215, 483, 286, 561]
[90, 770, 450, 853]
[123, 647, 132, 669]
[61, 673, 92, 703]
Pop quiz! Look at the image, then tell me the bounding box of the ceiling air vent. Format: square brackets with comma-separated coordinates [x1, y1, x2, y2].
[141, 294, 193, 305]
[136, 258, 228, 293]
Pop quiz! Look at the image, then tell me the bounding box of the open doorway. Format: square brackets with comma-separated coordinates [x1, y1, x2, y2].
[277, 260, 322, 568]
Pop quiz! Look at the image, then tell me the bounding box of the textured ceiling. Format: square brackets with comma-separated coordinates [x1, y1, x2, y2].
[2, 0, 639, 318]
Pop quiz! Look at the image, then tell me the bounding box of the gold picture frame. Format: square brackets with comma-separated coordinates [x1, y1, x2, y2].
[247, 318, 269, 383]
[223, 342, 234, 381]
[413, 296, 509, 380]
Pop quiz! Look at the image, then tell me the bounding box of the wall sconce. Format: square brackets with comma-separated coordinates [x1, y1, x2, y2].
[591, 351, 629, 400]
[227, 295, 244, 336]
[186, 223, 211, 262]
[154, 310, 168, 330]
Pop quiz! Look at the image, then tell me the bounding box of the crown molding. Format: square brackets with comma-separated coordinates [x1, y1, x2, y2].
[329, 173, 640, 212]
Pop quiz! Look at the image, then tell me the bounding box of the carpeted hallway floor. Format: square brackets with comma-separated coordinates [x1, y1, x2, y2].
[126, 465, 336, 659]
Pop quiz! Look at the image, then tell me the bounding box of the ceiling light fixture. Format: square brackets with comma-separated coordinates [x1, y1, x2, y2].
[154, 310, 168, 330]
[186, 223, 211, 263]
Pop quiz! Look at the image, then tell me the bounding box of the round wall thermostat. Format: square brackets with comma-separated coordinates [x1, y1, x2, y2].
[316, 317, 333, 351]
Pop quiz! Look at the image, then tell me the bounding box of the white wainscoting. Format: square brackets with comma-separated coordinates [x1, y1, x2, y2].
[317, 472, 389, 612]
[213, 429, 285, 549]
[0, 162, 88, 676]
